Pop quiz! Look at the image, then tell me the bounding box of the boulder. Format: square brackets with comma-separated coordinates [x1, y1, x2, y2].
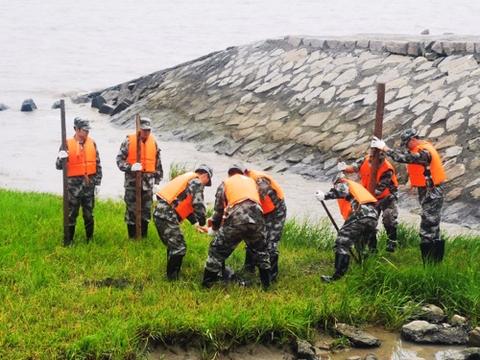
[127, 82, 136, 91]
[419, 304, 446, 323]
[51, 100, 62, 109]
[71, 94, 90, 104]
[334, 323, 381, 348]
[0, 103, 8, 111]
[98, 103, 115, 115]
[401, 320, 469, 345]
[469, 327, 480, 347]
[450, 315, 468, 327]
[20, 98, 37, 112]
[295, 339, 318, 360]
[111, 98, 133, 116]
[91, 95, 106, 109]
[437, 347, 480, 360]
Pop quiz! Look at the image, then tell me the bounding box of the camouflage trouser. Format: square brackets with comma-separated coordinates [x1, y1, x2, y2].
[153, 216, 186, 257]
[68, 181, 95, 228]
[205, 222, 270, 275]
[377, 196, 398, 229]
[418, 185, 444, 244]
[265, 208, 287, 257]
[335, 216, 378, 256]
[124, 187, 153, 225]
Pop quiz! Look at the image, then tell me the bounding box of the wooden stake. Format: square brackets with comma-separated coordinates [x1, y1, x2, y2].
[60, 100, 69, 244]
[368, 83, 385, 194]
[135, 114, 142, 239]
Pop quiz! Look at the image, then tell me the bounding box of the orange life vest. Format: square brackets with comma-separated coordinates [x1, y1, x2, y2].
[156, 172, 199, 220]
[224, 174, 261, 209]
[337, 179, 377, 220]
[66, 137, 97, 177]
[126, 134, 157, 173]
[407, 140, 446, 187]
[359, 156, 398, 200]
[246, 169, 285, 214]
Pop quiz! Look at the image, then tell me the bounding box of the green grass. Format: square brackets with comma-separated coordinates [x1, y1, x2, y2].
[0, 189, 479, 359]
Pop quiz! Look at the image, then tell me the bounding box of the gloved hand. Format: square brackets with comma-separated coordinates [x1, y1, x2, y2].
[207, 227, 217, 236]
[315, 190, 325, 202]
[95, 186, 100, 196]
[194, 223, 208, 233]
[337, 161, 348, 171]
[131, 162, 142, 171]
[370, 136, 386, 150]
[58, 150, 68, 159]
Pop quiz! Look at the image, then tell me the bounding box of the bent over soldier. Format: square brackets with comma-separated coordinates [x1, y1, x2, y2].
[154, 165, 212, 280]
[244, 167, 287, 282]
[338, 150, 399, 252]
[116, 117, 163, 238]
[56, 117, 102, 246]
[371, 128, 447, 263]
[315, 174, 378, 282]
[202, 166, 271, 289]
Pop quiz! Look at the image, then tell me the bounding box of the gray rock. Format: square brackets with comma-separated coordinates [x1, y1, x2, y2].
[71, 93, 90, 104]
[91, 95, 106, 109]
[295, 339, 318, 360]
[20, 98, 37, 112]
[450, 97, 472, 112]
[450, 315, 468, 327]
[335, 323, 381, 348]
[444, 146, 463, 158]
[364, 355, 378, 360]
[469, 327, 480, 347]
[99, 103, 115, 115]
[0, 103, 8, 111]
[431, 107, 449, 124]
[437, 347, 480, 360]
[446, 114, 465, 131]
[51, 100, 61, 109]
[402, 320, 469, 345]
[111, 98, 133, 116]
[304, 112, 331, 127]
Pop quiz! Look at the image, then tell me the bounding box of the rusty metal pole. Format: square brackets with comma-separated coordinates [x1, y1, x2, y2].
[368, 82, 385, 194]
[135, 114, 142, 239]
[60, 100, 70, 245]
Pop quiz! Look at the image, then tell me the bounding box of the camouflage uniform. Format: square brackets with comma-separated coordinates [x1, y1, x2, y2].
[153, 178, 207, 257]
[320, 181, 378, 282]
[386, 148, 444, 246]
[55, 140, 102, 243]
[352, 158, 398, 250]
[203, 181, 271, 287]
[116, 135, 163, 235]
[245, 177, 287, 281]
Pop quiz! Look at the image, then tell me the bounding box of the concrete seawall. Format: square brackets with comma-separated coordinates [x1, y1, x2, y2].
[90, 34, 480, 227]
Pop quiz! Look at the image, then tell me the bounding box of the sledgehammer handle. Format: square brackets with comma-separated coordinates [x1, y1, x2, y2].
[320, 200, 339, 232]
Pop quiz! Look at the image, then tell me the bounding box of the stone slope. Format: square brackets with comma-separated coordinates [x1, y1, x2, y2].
[91, 34, 480, 227]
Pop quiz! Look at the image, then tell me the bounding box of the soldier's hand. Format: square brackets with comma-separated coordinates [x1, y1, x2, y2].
[315, 190, 325, 202]
[370, 137, 386, 150]
[95, 186, 100, 196]
[337, 161, 348, 171]
[131, 162, 142, 171]
[58, 150, 69, 159]
[194, 223, 208, 233]
[207, 227, 217, 236]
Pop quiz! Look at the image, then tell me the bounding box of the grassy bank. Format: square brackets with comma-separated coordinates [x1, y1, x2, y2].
[0, 189, 479, 359]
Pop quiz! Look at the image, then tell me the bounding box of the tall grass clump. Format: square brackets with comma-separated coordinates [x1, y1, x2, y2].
[0, 189, 479, 359]
[169, 161, 190, 180]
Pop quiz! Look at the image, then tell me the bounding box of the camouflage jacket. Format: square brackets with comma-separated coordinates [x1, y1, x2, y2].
[211, 182, 264, 230]
[255, 176, 287, 218]
[155, 178, 206, 226]
[55, 140, 102, 186]
[116, 135, 163, 190]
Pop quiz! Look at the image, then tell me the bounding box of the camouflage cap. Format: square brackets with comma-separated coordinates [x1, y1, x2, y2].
[400, 128, 418, 146]
[195, 164, 213, 186]
[140, 117, 152, 130]
[228, 164, 246, 175]
[73, 117, 91, 130]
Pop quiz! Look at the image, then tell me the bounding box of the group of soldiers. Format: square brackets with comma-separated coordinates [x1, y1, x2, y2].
[56, 116, 446, 289]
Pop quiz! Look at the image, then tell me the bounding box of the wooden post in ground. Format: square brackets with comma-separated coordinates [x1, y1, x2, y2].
[135, 114, 142, 239]
[368, 82, 385, 194]
[60, 100, 69, 244]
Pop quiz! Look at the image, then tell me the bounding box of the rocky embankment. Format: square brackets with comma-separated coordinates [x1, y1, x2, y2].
[87, 34, 480, 227]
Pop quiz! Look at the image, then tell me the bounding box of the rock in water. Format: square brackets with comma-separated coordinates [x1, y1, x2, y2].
[91, 95, 106, 109]
[0, 103, 8, 111]
[20, 99, 37, 112]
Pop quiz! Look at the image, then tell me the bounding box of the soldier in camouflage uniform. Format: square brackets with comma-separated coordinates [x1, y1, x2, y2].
[116, 117, 163, 238]
[338, 150, 399, 252]
[202, 166, 271, 289]
[315, 173, 378, 282]
[56, 117, 102, 246]
[153, 165, 212, 280]
[371, 128, 447, 263]
[244, 167, 287, 282]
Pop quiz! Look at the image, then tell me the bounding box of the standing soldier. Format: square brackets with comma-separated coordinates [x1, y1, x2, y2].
[56, 117, 102, 245]
[315, 173, 378, 282]
[371, 128, 447, 263]
[337, 150, 399, 252]
[154, 165, 213, 280]
[244, 167, 286, 282]
[116, 117, 163, 238]
[202, 165, 271, 289]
